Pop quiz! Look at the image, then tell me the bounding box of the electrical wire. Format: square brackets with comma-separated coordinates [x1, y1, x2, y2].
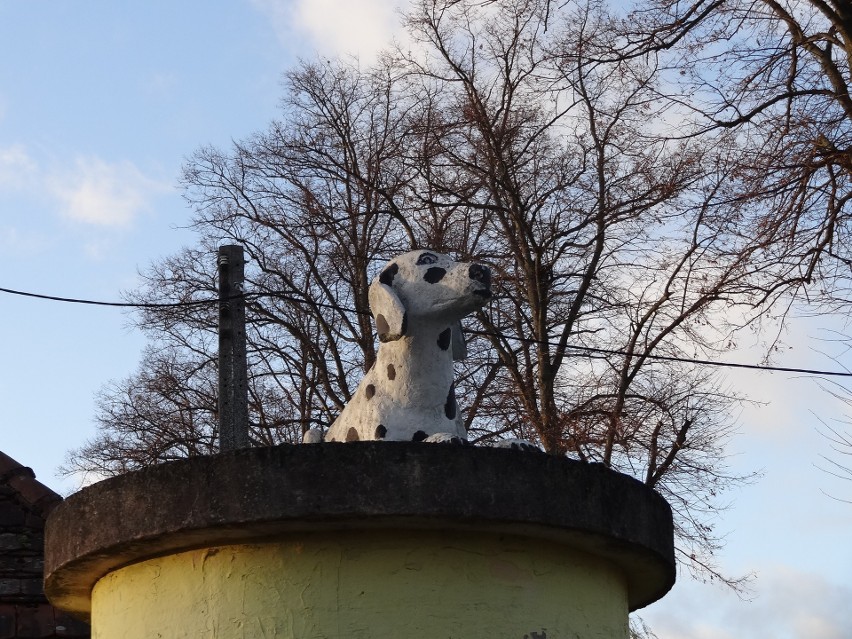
[2, 284, 851, 378]
[0, 286, 216, 308]
[464, 328, 852, 378]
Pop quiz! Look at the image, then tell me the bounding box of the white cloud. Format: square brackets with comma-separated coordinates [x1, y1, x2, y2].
[644, 565, 852, 639]
[49, 156, 168, 228]
[251, 0, 404, 62]
[0, 144, 38, 190]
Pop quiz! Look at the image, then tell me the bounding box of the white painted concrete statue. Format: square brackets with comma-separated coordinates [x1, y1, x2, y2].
[317, 250, 492, 443]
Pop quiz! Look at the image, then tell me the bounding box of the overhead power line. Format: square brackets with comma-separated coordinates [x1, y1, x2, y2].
[2, 284, 851, 378]
[0, 286, 214, 308]
[465, 328, 852, 378]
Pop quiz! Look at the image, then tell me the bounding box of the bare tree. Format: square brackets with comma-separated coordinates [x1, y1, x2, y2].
[623, 0, 852, 307]
[60, 346, 219, 481]
[397, 0, 760, 584]
[65, 0, 776, 591]
[620, 0, 852, 508]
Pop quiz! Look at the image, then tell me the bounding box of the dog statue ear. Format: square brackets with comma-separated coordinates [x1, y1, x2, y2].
[369, 278, 407, 342]
[451, 321, 467, 361]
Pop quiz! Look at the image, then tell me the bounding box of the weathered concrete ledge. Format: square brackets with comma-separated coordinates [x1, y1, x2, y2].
[45, 442, 675, 620]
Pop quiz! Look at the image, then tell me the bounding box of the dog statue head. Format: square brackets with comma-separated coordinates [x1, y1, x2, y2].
[368, 250, 492, 357]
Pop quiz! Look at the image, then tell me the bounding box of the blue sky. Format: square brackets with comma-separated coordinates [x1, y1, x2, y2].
[1, 2, 850, 637]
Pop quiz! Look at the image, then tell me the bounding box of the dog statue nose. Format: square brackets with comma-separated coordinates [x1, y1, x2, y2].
[469, 263, 491, 286]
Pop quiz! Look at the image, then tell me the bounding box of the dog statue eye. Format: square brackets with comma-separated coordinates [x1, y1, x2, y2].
[416, 252, 439, 265]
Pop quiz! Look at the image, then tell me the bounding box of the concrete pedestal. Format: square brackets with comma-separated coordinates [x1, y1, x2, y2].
[44, 443, 675, 639]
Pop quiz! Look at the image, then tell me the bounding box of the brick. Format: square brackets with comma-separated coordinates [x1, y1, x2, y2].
[20, 577, 45, 598]
[0, 534, 25, 551]
[0, 579, 21, 596]
[21, 532, 45, 553]
[0, 501, 27, 527]
[0, 531, 40, 553]
[0, 555, 44, 577]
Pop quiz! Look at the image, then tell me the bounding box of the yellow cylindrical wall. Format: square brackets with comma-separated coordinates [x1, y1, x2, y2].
[91, 530, 628, 639]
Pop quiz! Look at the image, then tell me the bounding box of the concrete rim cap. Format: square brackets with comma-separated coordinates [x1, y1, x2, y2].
[44, 443, 676, 619]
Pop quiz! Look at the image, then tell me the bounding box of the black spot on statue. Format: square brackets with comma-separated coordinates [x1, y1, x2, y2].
[412, 430, 428, 442]
[424, 267, 447, 283]
[375, 424, 387, 439]
[346, 427, 359, 442]
[437, 328, 452, 350]
[365, 384, 376, 399]
[416, 252, 438, 265]
[445, 383, 457, 420]
[387, 364, 396, 380]
[379, 263, 399, 286]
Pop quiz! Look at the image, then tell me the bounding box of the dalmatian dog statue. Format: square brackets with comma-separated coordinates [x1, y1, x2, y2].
[319, 249, 491, 443]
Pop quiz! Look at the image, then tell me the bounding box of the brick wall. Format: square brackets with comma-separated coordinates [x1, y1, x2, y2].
[0, 452, 89, 638]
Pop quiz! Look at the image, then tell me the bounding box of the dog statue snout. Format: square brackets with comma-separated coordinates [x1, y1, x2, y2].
[469, 263, 491, 299]
[469, 263, 491, 286]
